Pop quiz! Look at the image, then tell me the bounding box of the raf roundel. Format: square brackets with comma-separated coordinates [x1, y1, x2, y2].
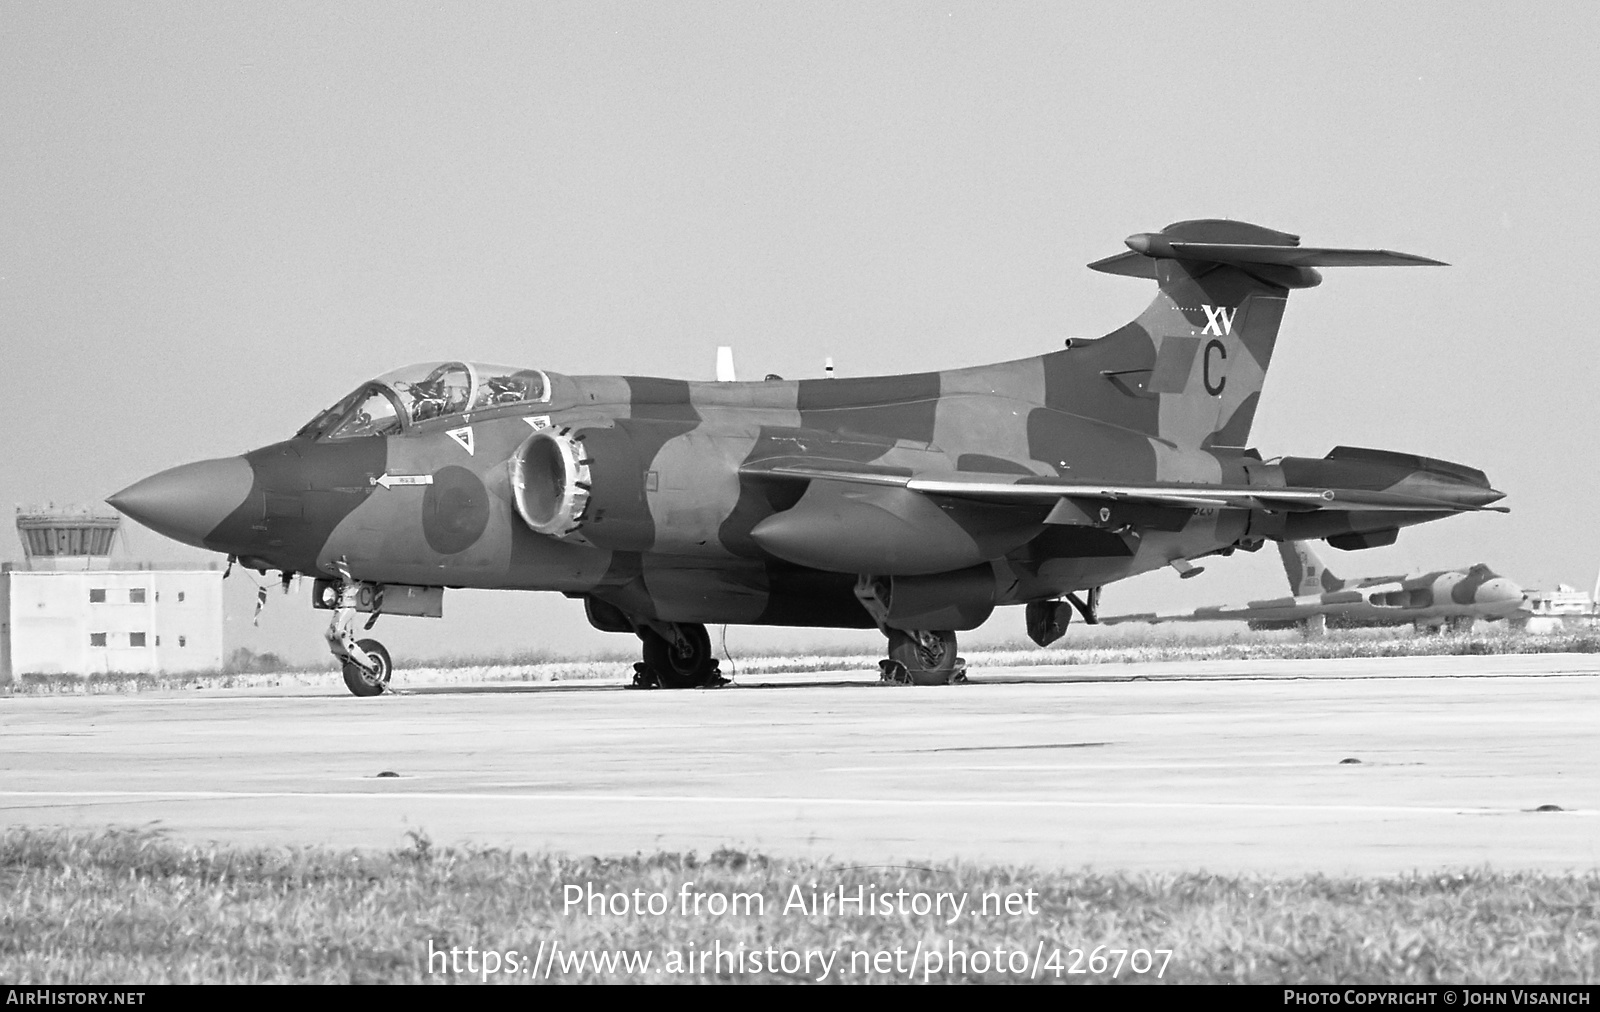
[421, 465, 490, 556]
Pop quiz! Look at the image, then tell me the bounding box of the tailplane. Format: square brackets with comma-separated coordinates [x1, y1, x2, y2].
[1082, 219, 1445, 450]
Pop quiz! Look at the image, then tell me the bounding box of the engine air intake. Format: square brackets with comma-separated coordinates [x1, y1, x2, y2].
[510, 429, 591, 539]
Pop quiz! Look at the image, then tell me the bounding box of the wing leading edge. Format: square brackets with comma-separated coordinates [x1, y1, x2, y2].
[739, 462, 1509, 516]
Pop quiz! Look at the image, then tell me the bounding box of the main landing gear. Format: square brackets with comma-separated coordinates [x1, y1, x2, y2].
[580, 599, 726, 690]
[632, 622, 726, 689]
[324, 578, 393, 697]
[879, 629, 966, 686]
[851, 574, 968, 686]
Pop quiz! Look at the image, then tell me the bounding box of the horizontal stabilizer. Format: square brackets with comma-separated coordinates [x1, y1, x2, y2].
[1089, 220, 1446, 277]
[1085, 251, 1160, 279]
[1127, 238, 1446, 268]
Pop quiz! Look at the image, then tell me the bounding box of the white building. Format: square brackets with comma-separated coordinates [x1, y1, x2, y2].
[1, 507, 224, 686]
[1514, 581, 1598, 633]
[1, 567, 224, 681]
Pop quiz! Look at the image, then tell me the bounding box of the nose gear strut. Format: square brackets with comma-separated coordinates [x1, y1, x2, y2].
[324, 564, 393, 696]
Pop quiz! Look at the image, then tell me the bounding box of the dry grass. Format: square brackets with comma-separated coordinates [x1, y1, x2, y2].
[2, 828, 1597, 984]
[12, 628, 1598, 694]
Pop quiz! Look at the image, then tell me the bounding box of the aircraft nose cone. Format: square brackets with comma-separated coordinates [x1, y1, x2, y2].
[1478, 578, 1525, 608]
[107, 456, 254, 550]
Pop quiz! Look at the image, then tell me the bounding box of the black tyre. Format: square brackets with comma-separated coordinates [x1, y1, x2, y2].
[342, 639, 392, 697]
[640, 624, 717, 688]
[886, 629, 959, 686]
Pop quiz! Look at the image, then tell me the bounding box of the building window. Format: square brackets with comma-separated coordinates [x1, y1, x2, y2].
[130, 588, 146, 604]
[179, 635, 187, 647]
[90, 632, 107, 647]
[89, 589, 105, 603]
[130, 632, 146, 647]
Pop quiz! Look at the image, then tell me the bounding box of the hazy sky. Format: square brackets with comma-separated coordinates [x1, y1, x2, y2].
[3, 3, 1597, 663]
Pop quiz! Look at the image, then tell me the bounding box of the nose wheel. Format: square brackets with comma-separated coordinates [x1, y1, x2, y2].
[880, 629, 965, 686]
[341, 638, 392, 697]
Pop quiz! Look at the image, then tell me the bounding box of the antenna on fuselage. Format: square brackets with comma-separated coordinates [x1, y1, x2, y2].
[824, 356, 835, 379]
[715, 346, 737, 382]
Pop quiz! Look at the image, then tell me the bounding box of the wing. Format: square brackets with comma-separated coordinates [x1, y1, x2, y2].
[1102, 583, 1406, 626]
[1099, 606, 1281, 625]
[738, 462, 1508, 516]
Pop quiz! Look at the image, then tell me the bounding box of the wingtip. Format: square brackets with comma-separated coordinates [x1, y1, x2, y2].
[1404, 253, 1450, 267]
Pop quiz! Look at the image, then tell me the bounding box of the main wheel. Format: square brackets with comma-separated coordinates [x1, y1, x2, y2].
[640, 624, 717, 688]
[887, 629, 959, 686]
[342, 638, 392, 697]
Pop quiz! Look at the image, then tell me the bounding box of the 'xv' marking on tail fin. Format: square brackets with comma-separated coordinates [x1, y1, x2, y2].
[1201, 304, 1237, 336]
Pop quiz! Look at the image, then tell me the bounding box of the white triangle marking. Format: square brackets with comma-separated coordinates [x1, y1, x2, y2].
[447, 426, 475, 456]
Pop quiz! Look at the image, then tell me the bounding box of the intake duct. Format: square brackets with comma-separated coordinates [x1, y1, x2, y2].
[510, 428, 592, 541]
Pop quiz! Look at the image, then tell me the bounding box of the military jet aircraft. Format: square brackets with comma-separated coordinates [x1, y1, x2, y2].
[108, 219, 1507, 695]
[1102, 540, 1525, 635]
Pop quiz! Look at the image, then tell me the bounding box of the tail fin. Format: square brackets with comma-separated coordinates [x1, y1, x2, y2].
[1278, 540, 1344, 595]
[1082, 219, 1444, 450]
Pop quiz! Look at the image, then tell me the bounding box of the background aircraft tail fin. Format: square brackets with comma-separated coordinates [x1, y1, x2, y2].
[1279, 539, 1345, 595]
[1080, 219, 1444, 450]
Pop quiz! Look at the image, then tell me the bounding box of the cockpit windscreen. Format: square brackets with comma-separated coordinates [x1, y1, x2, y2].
[300, 361, 551, 440]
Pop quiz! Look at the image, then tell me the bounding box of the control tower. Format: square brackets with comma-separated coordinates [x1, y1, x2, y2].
[14, 505, 122, 571]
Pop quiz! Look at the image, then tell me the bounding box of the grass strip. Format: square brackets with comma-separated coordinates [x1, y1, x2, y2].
[1, 828, 1596, 984]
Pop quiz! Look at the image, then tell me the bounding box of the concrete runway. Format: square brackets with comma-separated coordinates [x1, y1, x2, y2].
[3, 653, 1598, 874]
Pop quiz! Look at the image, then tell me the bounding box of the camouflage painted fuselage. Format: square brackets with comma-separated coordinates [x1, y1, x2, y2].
[223, 356, 1261, 629]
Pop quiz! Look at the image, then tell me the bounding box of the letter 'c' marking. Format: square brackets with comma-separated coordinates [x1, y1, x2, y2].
[1203, 340, 1227, 396]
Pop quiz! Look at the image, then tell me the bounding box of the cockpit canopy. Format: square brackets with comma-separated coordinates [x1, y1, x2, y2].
[299, 362, 551, 440]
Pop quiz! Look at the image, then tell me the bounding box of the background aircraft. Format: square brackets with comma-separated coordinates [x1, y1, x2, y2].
[1103, 540, 1525, 635]
[109, 219, 1505, 694]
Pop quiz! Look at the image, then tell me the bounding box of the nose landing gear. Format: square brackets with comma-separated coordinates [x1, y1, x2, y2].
[324, 577, 392, 697]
